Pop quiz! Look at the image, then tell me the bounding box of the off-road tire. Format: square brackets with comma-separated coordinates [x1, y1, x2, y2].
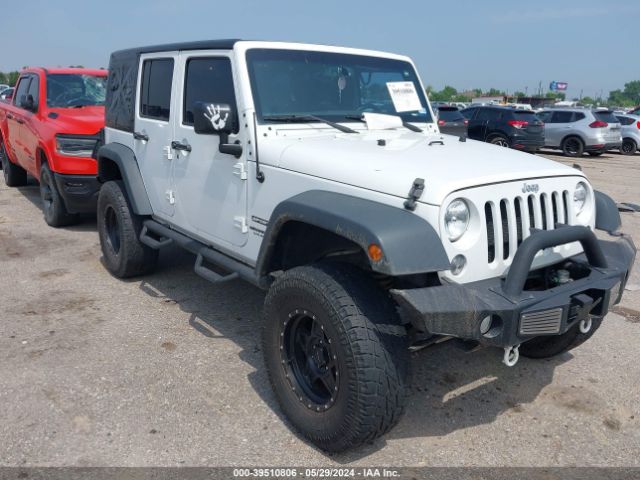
[621, 138, 637, 156]
[39, 163, 79, 227]
[1, 139, 27, 187]
[489, 135, 510, 148]
[263, 262, 409, 452]
[561, 136, 584, 157]
[97, 180, 158, 278]
[520, 317, 602, 359]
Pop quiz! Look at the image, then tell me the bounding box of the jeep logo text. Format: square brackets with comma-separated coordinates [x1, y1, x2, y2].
[522, 183, 540, 193]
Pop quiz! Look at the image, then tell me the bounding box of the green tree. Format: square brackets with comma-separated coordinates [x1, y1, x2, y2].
[513, 91, 526, 99]
[580, 96, 595, 105]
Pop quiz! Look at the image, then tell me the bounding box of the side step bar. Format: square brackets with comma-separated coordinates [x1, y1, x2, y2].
[139, 219, 266, 288]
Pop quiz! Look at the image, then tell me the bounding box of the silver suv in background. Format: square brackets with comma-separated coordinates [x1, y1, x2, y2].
[615, 114, 640, 155]
[537, 109, 622, 157]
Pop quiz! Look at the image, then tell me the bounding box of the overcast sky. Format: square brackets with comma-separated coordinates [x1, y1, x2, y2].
[1, 0, 637, 99]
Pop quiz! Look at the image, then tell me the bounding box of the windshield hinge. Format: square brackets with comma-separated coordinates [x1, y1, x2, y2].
[404, 178, 425, 211]
[233, 162, 248, 180]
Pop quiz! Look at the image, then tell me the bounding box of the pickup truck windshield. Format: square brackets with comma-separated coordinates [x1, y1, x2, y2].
[246, 49, 432, 124]
[46, 74, 107, 108]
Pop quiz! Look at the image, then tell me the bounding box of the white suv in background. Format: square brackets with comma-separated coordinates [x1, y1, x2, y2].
[615, 114, 640, 155]
[538, 108, 622, 157]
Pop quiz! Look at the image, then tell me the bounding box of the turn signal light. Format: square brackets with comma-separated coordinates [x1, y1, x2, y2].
[636, 121, 640, 129]
[438, 119, 446, 126]
[367, 244, 384, 262]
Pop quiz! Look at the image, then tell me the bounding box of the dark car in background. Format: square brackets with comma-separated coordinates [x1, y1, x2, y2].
[434, 105, 468, 136]
[460, 106, 545, 152]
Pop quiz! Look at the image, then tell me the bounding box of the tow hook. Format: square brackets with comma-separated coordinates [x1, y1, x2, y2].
[579, 316, 593, 334]
[503, 345, 520, 367]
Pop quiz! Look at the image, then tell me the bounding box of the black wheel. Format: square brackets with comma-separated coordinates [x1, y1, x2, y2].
[97, 180, 158, 278]
[561, 136, 584, 157]
[1, 139, 27, 187]
[520, 318, 602, 359]
[489, 135, 510, 148]
[39, 163, 79, 227]
[621, 139, 637, 155]
[263, 262, 409, 452]
[588, 150, 604, 157]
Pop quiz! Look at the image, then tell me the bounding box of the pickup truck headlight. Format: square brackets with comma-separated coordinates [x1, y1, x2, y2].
[56, 134, 98, 157]
[573, 182, 588, 214]
[445, 198, 470, 242]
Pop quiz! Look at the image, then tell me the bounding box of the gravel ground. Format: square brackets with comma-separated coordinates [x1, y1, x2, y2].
[0, 149, 638, 467]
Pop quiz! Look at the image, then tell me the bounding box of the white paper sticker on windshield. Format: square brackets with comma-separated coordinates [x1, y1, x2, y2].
[386, 81, 422, 112]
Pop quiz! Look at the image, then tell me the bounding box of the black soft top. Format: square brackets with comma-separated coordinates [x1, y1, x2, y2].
[105, 39, 241, 132]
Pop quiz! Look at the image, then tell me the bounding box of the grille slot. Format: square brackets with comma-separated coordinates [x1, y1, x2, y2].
[484, 189, 570, 265]
[520, 308, 563, 335]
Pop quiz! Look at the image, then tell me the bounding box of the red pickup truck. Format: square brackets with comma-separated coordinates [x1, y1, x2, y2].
[0, 67, 107, 226]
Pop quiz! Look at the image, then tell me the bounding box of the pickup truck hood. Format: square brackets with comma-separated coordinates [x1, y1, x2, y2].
[261, 130, 583, 205]
[46, 106, 105, 134]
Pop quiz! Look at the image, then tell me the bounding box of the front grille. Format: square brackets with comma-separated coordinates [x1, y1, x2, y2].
[519, 308, 563, 335]
[484, 189, 571, 263]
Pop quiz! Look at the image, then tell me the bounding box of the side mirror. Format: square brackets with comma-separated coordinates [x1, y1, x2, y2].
[193, 102, 242, 158]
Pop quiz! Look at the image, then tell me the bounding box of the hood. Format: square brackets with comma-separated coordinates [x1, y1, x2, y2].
[46, 105, 105, 135]
[260, 129, 583, 205]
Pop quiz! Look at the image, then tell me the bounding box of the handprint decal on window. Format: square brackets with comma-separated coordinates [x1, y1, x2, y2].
[204, 104, 229, 131]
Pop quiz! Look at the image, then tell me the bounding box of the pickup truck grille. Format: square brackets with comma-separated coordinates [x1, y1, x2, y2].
[484, 190, 570, 263]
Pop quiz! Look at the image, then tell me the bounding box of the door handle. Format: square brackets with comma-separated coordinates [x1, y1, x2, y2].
[16, 118, 25, 125]
[133, 131, 149, 141]
[6, 113, 13, 120]
[171, 141, 192, 152]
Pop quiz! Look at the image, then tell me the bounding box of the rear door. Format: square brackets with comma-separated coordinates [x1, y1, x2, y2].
[134, 53, 178, 219]
[172, 52, 248, 247]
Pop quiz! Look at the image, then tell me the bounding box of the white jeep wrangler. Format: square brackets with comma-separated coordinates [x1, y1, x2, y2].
[96, 40, 635, 452]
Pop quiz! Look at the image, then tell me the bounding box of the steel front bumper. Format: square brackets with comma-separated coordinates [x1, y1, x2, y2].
[391, 226, 636, 348]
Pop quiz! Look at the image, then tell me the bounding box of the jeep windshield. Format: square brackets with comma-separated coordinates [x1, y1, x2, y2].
[246, 48, 432, 125]
[46, 74, 107, 108]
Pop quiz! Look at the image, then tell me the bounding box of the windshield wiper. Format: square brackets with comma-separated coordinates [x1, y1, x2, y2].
[344, 115, 423, 133]
[262, 114, 358, 134]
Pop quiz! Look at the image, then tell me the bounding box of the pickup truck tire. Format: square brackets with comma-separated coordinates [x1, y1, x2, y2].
[263, 262, 409, 452]
[1, 140, 27, 187]
[97, 180, 158, 278]
[520, 317, 602, 359]
[39, 164, 79, 227]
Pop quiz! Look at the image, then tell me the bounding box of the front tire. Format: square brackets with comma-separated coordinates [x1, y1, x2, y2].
[1, 140, 27, 187]
[489, 135, 510, 148]
[39, 163, 79, 227]
[263, 262, 409, 452]
[520, 318, 602, 359]
[97, 180, 158, 278]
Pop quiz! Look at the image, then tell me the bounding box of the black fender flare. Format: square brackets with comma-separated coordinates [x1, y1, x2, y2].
[594, 190, 621, 233]
[256, 190, 451, 277]
[97, 143, 153, 215]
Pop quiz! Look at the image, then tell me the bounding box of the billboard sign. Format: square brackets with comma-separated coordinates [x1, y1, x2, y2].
[550, 81, 568, 91]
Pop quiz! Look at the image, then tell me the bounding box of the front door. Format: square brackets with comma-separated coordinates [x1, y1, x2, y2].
[7, 75, 32, 168]
[133, 53, 178, 219]
[171, 52, 248, 248]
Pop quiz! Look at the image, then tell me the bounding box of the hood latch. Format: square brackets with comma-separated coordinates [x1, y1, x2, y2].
[404, 178, 425, 211]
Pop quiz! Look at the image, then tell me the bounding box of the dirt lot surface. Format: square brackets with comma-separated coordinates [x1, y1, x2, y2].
[0, 149, 639, 467]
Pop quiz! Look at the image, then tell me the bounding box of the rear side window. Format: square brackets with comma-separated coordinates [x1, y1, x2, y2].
[476, 108, 500, 121]
[183, 57, 237, 129]
[140, 58, 174, 121]
[574, 112, 585, 121]
[438, 109, 465, 121]
[550, 111, 573, 123]
[617, 116, 635, 126]
[594, 111, 619, 124]
[13, 76, 31, 107]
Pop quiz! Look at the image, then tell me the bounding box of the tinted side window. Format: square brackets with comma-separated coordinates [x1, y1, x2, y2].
[573, 112, 585, 121]
[476, 108, 500, 121]
[183, 57, 237, 130]
[550, 111, 573, 123]
[140, 58, 174, 121]
[27, 75, 39, 107]
[460, 108, 476, 119]
[13, 76, 31, 108]
[617, 116, 634, 126]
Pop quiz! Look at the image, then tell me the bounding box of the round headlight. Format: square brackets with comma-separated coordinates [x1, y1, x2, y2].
[573, 182, 588, 214]
[445, 199, 470, 241]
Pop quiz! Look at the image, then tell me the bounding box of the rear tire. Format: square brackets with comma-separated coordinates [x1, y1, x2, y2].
[97, 180, 158, 278]
[520, 318, 602, 359]
[39, 163, 79, 227]
[621, 138, 637, 155]
[1, 139, 27, 187]
[489, 135, 510, 148]
[263, 262, 409, 452]
[561, 136, 584, 157]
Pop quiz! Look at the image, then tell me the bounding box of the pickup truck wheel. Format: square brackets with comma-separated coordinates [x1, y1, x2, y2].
[520, 318, 602, 359]
[263, 262, 409, 452]
[97, 180, 158, 278]
[39, 164, 79, 227]
[1, 140, 27, 187]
